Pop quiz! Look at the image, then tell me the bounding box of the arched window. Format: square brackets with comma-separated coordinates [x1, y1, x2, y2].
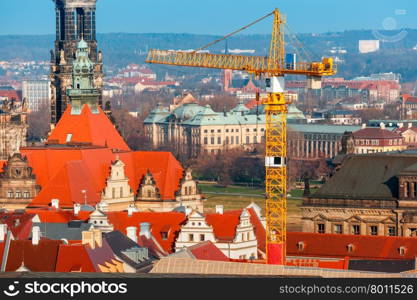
[147, 190, 152, 198]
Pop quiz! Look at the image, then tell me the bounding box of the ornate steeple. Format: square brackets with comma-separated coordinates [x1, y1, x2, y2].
[66, 39, 100, 114]
[50, 0, 103, 124]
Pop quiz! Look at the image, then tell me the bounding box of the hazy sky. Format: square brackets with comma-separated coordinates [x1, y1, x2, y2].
[0, 0, 416, 35]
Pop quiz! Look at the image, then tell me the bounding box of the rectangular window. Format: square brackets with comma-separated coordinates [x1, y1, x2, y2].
[352, 225, 360, 235]
[217, 129, 221, 133]
[317, 223, 325, 234]
[370, 225, 378, 236]
[217, 137, 221, 144]
[23, 192, 29, 198]
[236, 136, 239, 144]
[231, 136, 234, 144]
[334, 224, 342, 234]
[15, 191, 21, 198]
[66, 133, 72, 143]
[189, 234, 194, 242]
[7, 191, 13, 198]
[226, 129, 229, 133]
[246, 136, 250, 144]
[388, 226, 396, 236]
[204, 137, 208, 144]
[200, 234, 205, 241]
[211, 137, 215, 144]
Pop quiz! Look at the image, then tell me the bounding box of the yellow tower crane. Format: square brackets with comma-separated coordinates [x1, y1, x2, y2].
[146, 8, 336, 264]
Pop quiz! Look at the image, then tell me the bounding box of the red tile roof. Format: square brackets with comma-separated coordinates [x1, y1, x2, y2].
[20, 147, 184, 208]
[247, 208, 266, 253]
[18, 102, 184, 208]
[26, 209, 92, 223]
[353, 127, 401, 139]
[107, 211, 186, 253]
[55, 244, 95, 272]
[0, 160, 7, 172]
[205, 210, 241, 242]
[287, 232, 417, 260]
[188, 241, 229, 261]
[0, 212, 35, 240]
[2, 239, 62, 272]
[47, 104, 130, 151]
[0, 90, 20, 101]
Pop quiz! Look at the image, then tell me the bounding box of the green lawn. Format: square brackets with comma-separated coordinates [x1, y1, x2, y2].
[199, 184, 264, 195]
[203, 193, 302, 216]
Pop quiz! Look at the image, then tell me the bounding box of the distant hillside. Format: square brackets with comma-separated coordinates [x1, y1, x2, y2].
[1, 29, 417, 81]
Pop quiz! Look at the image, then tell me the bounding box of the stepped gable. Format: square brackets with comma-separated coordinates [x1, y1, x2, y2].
[47, 104, 130, 151]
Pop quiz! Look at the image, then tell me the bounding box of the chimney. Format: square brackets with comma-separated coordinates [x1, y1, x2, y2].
[51, 199, 59, 209]
[361, 123, 366, 129]
[82, 229, 102, 249]
[380, 122, 386, 130]
[32, 226, 40, 245]
[126, 226, 137, 243]
[74, 203, 81, 216]
[127, 204, 136, 217]
[185, 207, 192, 216]
[215, 205, 224, 214]
[82, 231, 95, 249]
[409, 123, 413, 128]
[0, 224, 7, 242]
[92, 229, 102, 248]
[139, 222, 151, 239]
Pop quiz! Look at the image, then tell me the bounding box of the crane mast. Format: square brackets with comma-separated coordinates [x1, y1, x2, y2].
[146, 8, 336, 265]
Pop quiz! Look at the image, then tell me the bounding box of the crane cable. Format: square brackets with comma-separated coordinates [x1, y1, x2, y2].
[285, 23, 316, 62]
[194, 11, 275, 52]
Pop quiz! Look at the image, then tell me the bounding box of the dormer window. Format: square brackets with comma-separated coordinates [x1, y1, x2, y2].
[297, 241, 305, 251]
[347, 243, 355, 253]
[66, 134, 72, 143]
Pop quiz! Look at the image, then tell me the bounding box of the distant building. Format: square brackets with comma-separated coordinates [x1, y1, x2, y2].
[351, 124, 406, 154]
[359, 40, 380, 53]
[22, 80, 51, 111]
[144, 97, 306, 157]
[302, 152, 417, 237]
[287, 124, 360, 160]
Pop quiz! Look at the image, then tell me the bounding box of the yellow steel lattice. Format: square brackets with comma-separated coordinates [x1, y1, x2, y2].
[264, 92, 287, 262]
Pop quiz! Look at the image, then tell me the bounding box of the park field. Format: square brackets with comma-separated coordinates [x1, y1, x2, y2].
[199, 183, 312, 231]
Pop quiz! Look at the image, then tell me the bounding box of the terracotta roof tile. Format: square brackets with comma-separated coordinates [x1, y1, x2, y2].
[353, 127, 401, 139]
[288, 232, 417, 260]
[48, 104, 130, 151]
[55, 244, 95, 272]
[107, 211, 186, 253]
[188, 241, 229, 261]
[4, 239, 62, 272]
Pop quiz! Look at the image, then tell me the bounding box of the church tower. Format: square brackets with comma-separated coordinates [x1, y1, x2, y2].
[50, 0, 103, 124]
[67, 39, 101, 114]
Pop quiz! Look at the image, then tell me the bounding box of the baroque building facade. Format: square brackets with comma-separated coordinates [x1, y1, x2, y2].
[144, 96, 306, 157]
[175, 209, 258, 260]
[0, 153, 40, 210]
[50, 0, 103, 124]
[302, 153, 417, 237]
[0, 100, 28, 160]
